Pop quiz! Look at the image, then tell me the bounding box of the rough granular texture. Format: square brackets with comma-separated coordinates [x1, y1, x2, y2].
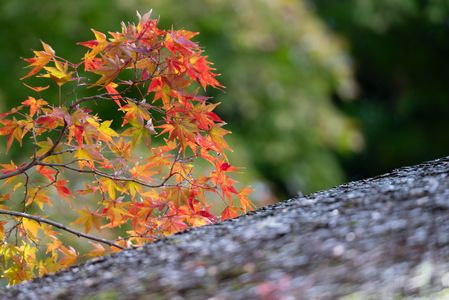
[2, 157, 449, 299]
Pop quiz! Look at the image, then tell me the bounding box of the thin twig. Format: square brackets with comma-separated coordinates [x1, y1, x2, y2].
[22, 172, 30, 211]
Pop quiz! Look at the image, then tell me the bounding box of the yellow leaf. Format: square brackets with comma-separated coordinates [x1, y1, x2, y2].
[85, 117, 100, 128]
[74, 148, 94, 161]
[100, 178, 124, 200]
[97, 120, 119, 143]
[72, 209, 101, 233]
[38, 254, 62, 277]
[188, 215, 212, 227]
[19, 242, 37, 262]
[209, 125, 231, 154]
[3, 265, 32, 285]
[36, 138, 54, 156]
[41, 41, 55, 56]
[99, 120, 118, 137]
[22, 218, 40, 240]
[126, 181, 141, 199]
[106, 179, 116, 200]
[40, 60, 73, 86]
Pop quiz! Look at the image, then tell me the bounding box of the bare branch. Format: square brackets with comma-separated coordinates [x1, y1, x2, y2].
[37, 160, 177, 189]
[0, 209, 125, 250]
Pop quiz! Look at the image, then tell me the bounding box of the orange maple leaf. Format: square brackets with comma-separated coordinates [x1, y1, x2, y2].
[0, 118, 25, 153]
[221, 206, 240, 220]
[36, 165, 57, 181]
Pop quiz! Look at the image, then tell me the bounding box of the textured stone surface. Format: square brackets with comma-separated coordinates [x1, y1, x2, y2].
[2, 157, 449, 299]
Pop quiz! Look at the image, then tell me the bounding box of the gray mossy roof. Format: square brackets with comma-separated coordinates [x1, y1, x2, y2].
[2, 157, 449, 299]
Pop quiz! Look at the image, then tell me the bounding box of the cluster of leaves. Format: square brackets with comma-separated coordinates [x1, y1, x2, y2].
[144, 0, 361, 197]
[0, 11, 252, 285]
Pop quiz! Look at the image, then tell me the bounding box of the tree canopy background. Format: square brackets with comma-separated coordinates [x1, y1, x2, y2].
[1, 0, 448, 204]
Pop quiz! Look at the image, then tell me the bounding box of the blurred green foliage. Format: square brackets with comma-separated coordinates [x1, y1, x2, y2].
[311, 0, 449, 180]
[2, 0, 446, 203]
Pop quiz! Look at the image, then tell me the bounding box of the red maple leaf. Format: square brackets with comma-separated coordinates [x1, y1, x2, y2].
[55, 180, 73, 199]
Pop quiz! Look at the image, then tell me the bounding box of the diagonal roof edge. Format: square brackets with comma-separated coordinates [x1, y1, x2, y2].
[3, 156, 449, 299]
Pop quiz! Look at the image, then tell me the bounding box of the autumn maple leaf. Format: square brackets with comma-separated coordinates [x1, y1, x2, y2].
[105, 82, 124, 107]
[22, 97, 48, 117]
[209, 124, 231, 153]
[221, 206, 240, 220]
[86, 242, 106, 258]
[0, 118, 25, 153]
[58, 246, 78, 267]
[36, 165, 57, 181]
[21, 41, 55, 80]
[22, 83, 50, 92]
[54, 180, 73, 199]
[72, 209, 102, 233]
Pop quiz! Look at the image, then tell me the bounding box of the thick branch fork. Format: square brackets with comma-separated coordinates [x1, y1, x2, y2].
[0, 209, 124, 250]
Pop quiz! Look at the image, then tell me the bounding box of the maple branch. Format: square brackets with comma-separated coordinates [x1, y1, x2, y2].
[37, 160, 179, 189]
[69, 93, 111, 112]
[0, 209, 125, 250]
[69, 93, 163, 114]
[0, 122, 68, 181]
[40, 122, 68, 160]
[0, 160, 37, 180]
[50, 148, 76, 156]
[30, 166, 60, 204]
[4, 222, 20, 241]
